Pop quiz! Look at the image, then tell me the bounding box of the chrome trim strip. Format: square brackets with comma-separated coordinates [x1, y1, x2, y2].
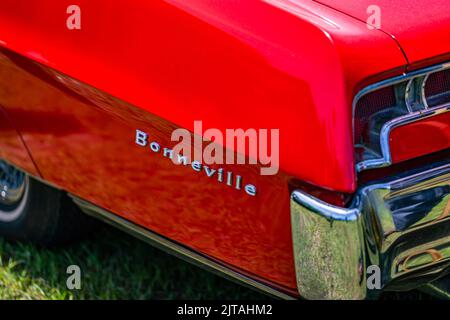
[292, 191, 360, 222]
[356, 105, 450, 172]
[291, 163, 450, 299]
[353, 62, 450, 103]
[405, 75, 428, 112]
[421, 74, 430, 109]
[70, 195, 295, 300]
[404, 78, 414, 113]
[354, 61, 450, 172]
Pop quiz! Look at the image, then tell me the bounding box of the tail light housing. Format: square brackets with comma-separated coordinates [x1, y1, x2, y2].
[354, 64, 450, 172]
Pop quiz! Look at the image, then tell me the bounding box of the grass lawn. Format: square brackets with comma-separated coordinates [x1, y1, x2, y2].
[0, 224, 435, 300]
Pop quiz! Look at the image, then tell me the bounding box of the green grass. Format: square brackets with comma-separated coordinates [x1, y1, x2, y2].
[0, 226, 266, 300]
[0, 224, 435, 300]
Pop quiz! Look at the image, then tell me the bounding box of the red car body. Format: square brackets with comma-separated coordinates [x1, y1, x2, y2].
[0, 0, 449, 299]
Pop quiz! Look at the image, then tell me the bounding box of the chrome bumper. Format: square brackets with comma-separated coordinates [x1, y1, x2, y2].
[291, 163, 450, 299]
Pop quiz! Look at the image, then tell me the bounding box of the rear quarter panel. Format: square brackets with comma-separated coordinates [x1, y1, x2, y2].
[0, 0, 407, 293]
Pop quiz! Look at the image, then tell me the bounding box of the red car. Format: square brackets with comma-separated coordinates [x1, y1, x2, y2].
[0, 0, 448, 299]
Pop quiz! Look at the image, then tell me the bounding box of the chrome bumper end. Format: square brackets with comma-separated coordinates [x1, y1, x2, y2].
[291, 164, 450, 299]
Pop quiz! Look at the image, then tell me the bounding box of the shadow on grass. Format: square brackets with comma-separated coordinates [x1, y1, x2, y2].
[0, 224, 436, 300]
[0, 225, 267, 299]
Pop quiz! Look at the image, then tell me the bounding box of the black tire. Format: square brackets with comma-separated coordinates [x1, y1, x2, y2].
[0, 162, 95, 245]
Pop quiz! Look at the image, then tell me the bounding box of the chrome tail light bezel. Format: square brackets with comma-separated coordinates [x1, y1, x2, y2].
[353, 62, 450, 172]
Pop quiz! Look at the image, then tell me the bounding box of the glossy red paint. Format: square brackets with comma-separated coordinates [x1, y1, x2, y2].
[0, 47, 299, 294]
[0, 104, 39, 177]
[0, 0, 409, 193]
[389, 112, 450, 164]
[0, 0, 438, 295]
[315, 0, 450, 68]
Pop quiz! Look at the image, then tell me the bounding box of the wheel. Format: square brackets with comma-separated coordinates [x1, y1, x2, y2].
[0, 160, 95, 245]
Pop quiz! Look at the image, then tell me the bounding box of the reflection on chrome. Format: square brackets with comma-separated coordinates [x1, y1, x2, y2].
[291, 163, 450, 299]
